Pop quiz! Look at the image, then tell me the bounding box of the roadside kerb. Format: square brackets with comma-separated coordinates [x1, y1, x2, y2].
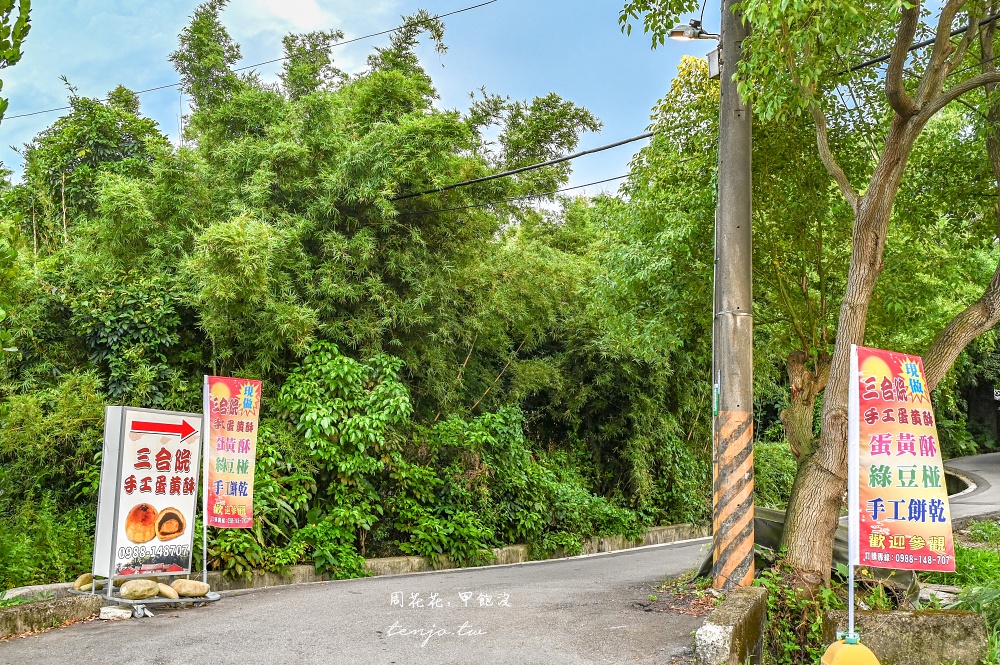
[0, 595, 105, 640]
[694, 585, 767, 665]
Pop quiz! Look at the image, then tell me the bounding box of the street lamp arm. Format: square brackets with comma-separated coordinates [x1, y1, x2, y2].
[668, 18, 719, 41]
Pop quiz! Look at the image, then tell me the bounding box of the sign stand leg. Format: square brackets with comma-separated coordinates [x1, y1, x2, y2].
[202, 517, 208, 585]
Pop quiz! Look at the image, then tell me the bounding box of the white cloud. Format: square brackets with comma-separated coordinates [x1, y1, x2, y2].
[226, 0, 338, 40]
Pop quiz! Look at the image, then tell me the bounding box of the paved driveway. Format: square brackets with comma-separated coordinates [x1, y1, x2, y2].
[0, 539, 712, 665]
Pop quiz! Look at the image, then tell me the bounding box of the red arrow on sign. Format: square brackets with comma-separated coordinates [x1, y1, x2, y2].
[131, 419, 197, 441]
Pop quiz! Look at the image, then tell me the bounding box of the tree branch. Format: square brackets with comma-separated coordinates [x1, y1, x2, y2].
[982, 8, 1000, 235]
[917, 0, 965, 105]
[918, 71, 1000, 124]
[945, 7, 984, 74]
[887, 3, 920, 117]
[955, 96, 991, 121]
[924, 27, 1000, 390]
[809, 102, 859, 213]
[924, 261, 1000, 390]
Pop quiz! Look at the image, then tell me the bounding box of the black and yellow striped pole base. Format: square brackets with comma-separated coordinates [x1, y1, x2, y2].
[712, 410, 754, 590]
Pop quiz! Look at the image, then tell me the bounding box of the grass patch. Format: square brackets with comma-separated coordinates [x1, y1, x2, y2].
[968, 520, 1000, 547]
[924, 543, 1000, 587]
[0, 591, 53, 608]
[0, 496, 95, 591]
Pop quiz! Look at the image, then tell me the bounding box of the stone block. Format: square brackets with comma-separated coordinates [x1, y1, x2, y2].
[823, 610, 988, 665]
[99, 606, 133, 620]
[364, 556, 434, 577]
[696, 586, 767, 665]
[2, 582, 73, 600]
[491, 545, 529, 565]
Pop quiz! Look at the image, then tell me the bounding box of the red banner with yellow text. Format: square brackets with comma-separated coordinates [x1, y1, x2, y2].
[849, 345, 955, 572]
[204, 376, 261, 528]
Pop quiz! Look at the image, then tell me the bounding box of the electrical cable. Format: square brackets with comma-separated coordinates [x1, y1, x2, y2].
[400, 174, 629, 215]
[955, 52, 1000, 75]
[399, 154, 699, 215]
[837, 11, 1000, 75]
[3, 0, 498, 121]
[391, 132, 653, 201]
[230, 0, 496, 71]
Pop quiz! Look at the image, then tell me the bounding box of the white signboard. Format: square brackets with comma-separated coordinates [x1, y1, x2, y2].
[93, 407, 202, 578]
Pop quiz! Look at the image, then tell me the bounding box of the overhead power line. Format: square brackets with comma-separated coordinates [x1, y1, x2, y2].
[4, 0, 498, 121]
[400, 174, 630, 215]
[391, 132, 654, 201]
[839, 11, 1000, 75]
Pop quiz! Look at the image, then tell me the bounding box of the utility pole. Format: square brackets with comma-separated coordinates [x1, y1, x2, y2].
[712, 0, 754, 591]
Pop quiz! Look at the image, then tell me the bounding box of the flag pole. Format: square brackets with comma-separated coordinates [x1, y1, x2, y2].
[846, 344, 860, 641]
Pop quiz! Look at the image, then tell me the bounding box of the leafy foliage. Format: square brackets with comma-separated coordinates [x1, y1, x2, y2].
[0, 0, 31, 121]
[206, 343, 648, 577]
[6, 0, 1000, 598]
[755, 563, 845, 664]
[0, 496, 94, 591]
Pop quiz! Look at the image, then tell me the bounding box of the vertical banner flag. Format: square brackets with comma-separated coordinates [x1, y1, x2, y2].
[204, 376, 262, 528]
[849, 345, 955, 572]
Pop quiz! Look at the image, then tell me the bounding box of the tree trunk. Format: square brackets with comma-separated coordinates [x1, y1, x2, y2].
[779, 349, 830, 463]
[781, 116, 918, 590]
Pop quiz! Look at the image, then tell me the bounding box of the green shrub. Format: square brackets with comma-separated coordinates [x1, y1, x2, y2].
[421, 408, 644, 558]
[0, 496, 95, 591]
[0, 372, 106, 513]
[755, 563, 845, 665]
[754, 441, 798, 509]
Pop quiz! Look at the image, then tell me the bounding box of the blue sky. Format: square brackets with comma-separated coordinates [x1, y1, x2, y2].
[0, 0, 717, 193]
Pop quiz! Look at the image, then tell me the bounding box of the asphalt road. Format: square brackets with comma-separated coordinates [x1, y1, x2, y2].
[4, 455, 995, 664]
[946, 451, 1000, 523]
[0, 539, 713, 665]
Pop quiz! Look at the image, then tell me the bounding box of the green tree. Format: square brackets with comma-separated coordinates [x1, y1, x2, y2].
[622, 0, 1000, 588]
[8, 85, 170, 250]
[0, 0, 31, 121]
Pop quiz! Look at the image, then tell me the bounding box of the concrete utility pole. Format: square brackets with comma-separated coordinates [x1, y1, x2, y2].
[712, 0, 754, 591]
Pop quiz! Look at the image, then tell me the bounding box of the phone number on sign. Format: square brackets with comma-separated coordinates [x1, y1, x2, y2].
[892, 553, 951, 565]
[119, 544, 191, 560]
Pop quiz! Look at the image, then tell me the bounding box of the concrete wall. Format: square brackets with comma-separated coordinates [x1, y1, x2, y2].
[0, 595, 105, 639]
[695, 586, 767, 665]
[823, 609, 988, 665]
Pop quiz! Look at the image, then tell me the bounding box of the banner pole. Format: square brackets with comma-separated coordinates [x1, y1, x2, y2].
[202, 375, 209, 585]
[847, 344, 860, 641]
[848, 561, 855, 635]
